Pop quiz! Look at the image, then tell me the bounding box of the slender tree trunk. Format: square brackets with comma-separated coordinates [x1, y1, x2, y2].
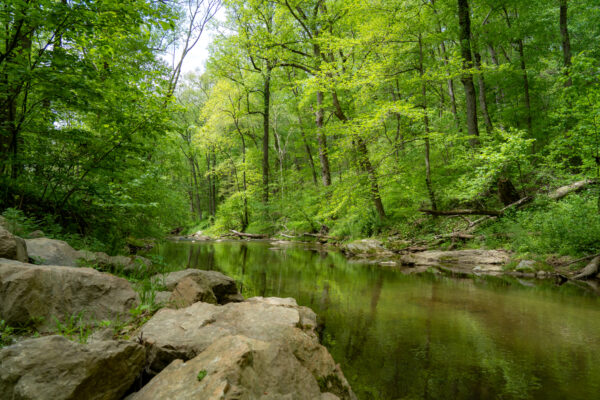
[262, 65, 272, 203]
[473, 48, 494, 134]
[211, 147, 217, 216]
[419, 35, 438, 211]
[457, 0, 480, 142]
[517, 39, 533, 133]
[190, 157, 202, 221]
[331, 91, 386, 218]
[298, 115, 318, 186]
[488, 44, 506, 109]
[206, 152, 213, 217]
[315, 90, 332, 186]
[560, 0, 572, 86]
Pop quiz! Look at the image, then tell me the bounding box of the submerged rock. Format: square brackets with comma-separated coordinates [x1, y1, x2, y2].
[0, 226, 27, 263]
[138, 297, 354, 399]
[0, 260, 139, 331]
[0, 335, 145, 400]
[130, 335, 340, 400]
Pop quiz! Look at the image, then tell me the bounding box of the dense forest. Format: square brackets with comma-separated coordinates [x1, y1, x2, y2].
[1, 0, 599, 257]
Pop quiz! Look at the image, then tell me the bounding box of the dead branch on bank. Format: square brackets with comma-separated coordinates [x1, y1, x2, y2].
[229, 230, 268, 239]
[572, 256, 600, 280]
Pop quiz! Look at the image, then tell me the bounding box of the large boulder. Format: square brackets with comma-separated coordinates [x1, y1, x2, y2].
[130, 335, 339, 400]
[26, 237, 152, 273]
[25, 237, 81, 266]
[0, 226, 27, 262]
[139, 297, 354, 399]
[0, 260, 139, 331]
[0, 335, 145, 400]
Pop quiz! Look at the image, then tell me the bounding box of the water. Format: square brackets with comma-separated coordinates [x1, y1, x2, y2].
[152, 240, 600, 400]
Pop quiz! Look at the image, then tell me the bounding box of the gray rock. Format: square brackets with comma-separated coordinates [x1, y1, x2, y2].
[25, 238, 81, 266]
[400, 250, 511, 268]
[153, 269, 239, 304]
[28, 230, 44, 239]
[0, 335, 145, 400]
[130, 335, 334, 400]
[0, 226, 28, 263]
[515, 260, 537, 272]
[139, 297, 354, 399]
[343, 239, 392, 257]
[0, 260, 139, 331]
[169, 276, 218, 308]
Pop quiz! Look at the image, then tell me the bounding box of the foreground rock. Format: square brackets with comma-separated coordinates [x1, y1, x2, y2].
[25, 237, 151, 273]
[138, 297, 355, 399]
[130, 335, 341, 400]
[0, 335, 145, 400]
[0, 226, 27, 263]
[0, 260, 139, 331]
[400, 249, 511, 272]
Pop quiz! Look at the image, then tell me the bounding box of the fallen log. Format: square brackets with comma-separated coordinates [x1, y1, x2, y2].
[565, 252, 600, 266]
[419, 209, 502, 217]
[229, 230, 267, 239]
[572, 256, 600, 280]
[549, 179, 597, 200]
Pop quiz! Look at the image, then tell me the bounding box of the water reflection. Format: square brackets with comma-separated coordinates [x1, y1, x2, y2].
[152, 240, 600, 400]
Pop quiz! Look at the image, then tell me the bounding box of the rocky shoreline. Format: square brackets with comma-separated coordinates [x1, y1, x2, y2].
[0, 225, 356, 400]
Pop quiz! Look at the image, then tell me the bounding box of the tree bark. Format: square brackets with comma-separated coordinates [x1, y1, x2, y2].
[315, 90, 332, 186]
[457, 0, 480, 142]
[262, 65, 272, 203]
[560, 0, 572, 86]
[473, 48, 493, 134]
[419, 34, 438, 211]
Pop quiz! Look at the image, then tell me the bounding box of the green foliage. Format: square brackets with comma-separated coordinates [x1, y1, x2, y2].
[53, 313, 93, 344]
[482, 194, 600, 256]
[196, 370, 208, 382]
[0, 320, 15, 348]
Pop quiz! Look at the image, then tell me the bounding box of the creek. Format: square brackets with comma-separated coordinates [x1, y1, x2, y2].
[152, 240, 600, 400]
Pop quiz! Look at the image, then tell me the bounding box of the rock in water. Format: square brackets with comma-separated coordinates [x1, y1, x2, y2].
[0, 335, 145, 400]
[0, 260, 139, 331]
[342, 239, 393, 258]
[139, 297, 355, 399]
[0, 226, 28, 262]
[130, 335, 336, 400]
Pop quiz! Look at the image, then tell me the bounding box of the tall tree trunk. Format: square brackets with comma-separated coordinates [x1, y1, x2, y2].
[560, 0, 572, 86]
[315, 90, 332, 186]
[488, 44, 506, 110]
[331, 91, 386, 218]
[206, 152, 213, 217]
[190, 157, 202, 221]
[211, 147, 217, 217]
[419, 35, 438, 211]
[457, 0, 480, 142]
[297, 114, 318, 185]
[473, 48, 494, 134]
[262, 65, 272, 203]
[517, 39, 533, 133]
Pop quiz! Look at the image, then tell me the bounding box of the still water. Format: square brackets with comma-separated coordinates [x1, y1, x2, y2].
[153, 240, 600, 400]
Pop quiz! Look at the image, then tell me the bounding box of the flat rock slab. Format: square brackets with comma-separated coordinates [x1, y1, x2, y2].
[0, 335, 145, 400]
[400, 249, 511, 270]
[0, 260, 139, 331]
[130, 335, 339, 400]
[140, 297, 354, 399]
